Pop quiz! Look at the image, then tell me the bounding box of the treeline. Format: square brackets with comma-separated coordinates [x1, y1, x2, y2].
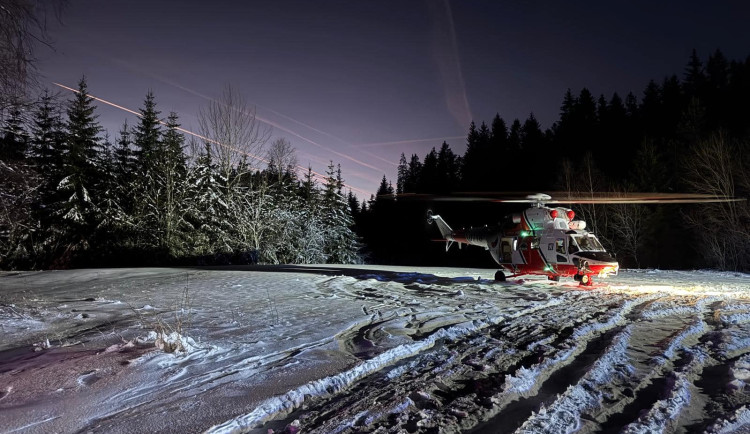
[0, 79, 359, 269]
[358, 49, 750, 271]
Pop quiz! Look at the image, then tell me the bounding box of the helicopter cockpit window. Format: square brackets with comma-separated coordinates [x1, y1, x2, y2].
[556, 238, 565, 255]
[568, 236, 579, 254]
[572, 234, 605, 252]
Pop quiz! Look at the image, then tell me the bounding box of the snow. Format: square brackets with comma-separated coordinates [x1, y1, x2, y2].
[0, 266, 749, 433]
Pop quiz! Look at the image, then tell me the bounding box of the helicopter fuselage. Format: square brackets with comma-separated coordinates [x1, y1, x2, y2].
[430, 205, 619, 284]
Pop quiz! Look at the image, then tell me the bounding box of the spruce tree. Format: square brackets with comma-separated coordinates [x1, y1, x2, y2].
[112, 121, 136, 216]
[57, 76, 105, 259]
[396, 153, 408, 194]
[419, 147, 439, 193]
[321, 161, 359, 263]
[158, 112, 189, 256]
[133, 91, 162, 169]
[683, 48, 705, 99]
[436, 141, 459, 193]
[30, 91, 66, 222]
[406, 154, 422, 193]
[0, 105, 28, 160]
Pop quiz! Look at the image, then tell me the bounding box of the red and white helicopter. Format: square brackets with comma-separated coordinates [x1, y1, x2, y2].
[426, 192, 742, 286]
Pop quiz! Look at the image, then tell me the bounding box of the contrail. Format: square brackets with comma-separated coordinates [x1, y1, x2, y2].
[429, 0, 473, 128]
[146, 74, 385, 173]
[52, 82, 370, 196]
[105, 59, 458, 178]
[361, 150, 398, 167]
[356, 135, 465, 148]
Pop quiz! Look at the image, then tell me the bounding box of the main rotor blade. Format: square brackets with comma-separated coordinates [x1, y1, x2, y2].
[393, 192, 746, 204]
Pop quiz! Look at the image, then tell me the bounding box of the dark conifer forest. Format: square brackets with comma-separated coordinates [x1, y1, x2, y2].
[355, 49, 749, 272]
[0, 79, 359, 269]
[0, 50, 749, 271]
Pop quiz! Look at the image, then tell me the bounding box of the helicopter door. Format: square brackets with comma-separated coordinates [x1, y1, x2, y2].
[541, 235, 557, 264]
[555, 238, 569, 263]
[500, 238, 513, 263]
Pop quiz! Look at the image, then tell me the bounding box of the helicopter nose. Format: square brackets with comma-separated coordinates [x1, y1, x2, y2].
[575, 251, 617, 264]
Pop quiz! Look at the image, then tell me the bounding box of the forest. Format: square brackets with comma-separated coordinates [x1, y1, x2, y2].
[0, 81, 359, 268]
[0, 50, 749, 271]
[357, 49, 749, 272]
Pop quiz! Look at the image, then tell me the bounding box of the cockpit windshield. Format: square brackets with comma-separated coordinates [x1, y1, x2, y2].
[571, 234, 605, 252]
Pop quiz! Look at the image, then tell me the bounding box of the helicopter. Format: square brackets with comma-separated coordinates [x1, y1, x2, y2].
[425, 192, 743, 286]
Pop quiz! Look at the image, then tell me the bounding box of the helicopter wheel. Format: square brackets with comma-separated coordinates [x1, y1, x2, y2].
[579, 274, 592, 286]
[548, 275, 560, 282]
[494, 270, 506, 281]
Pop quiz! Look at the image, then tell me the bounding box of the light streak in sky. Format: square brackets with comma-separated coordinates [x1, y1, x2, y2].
[52, 82, 370, 195]
[356, 136, 465, 148]
[361, 150, 398, 167]
[146, 74, 385, 173]
[102, 57, 463, 189]
[429, 0, 473, 129]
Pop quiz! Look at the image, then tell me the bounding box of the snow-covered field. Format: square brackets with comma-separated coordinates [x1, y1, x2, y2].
[1, 265, 749, 433]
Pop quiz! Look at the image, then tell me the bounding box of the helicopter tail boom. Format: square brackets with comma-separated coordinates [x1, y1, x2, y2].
[427, 211, 459, 251]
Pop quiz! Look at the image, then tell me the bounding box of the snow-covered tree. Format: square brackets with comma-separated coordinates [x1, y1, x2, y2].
[321, 162, 359, 264]
[0, 105, 28, 160]
[29, 91, 65, 221]
[56, 77, 105, 261]
[185, 142, 233, 257]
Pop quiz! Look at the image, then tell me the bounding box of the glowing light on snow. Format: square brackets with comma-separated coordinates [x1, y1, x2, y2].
[608, 284, 750, 298]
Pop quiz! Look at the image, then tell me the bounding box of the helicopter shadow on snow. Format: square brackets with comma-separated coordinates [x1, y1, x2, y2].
[183, 264, 506, 287]
[181, 265, 579, 302]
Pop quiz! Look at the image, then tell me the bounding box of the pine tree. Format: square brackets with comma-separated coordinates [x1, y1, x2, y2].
[508, 119, 522, 150]
[0, 105, 28, 160]
[419, 147, 439, 193]
[640, 80, 661, 136]
[57, 76, 105, 260]
[157, 112, 189, 256]
[376, 174, 394, 196]
[683, 48, 705, 98]
[30, 91, 64, 177]
[490, 113, 508, 172]
[347, 190, 360, 217]
[111, 121, 137, 215]
[436, 141, 459, 193]
[29, 91, 66, 219]
[406, 154, 422, 193]
[300, 166, 318, 202]
[462, 121, 493, 190]
[396, 153, 408, 194]
[133, 91, 162, 169]
[321, 161, 359, 263]
[186, 142, 231, 256]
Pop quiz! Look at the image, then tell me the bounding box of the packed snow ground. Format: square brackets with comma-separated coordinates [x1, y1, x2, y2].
[1, 265, 749, 433]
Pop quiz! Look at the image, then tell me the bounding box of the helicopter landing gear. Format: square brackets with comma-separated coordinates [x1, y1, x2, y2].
[574, 273, 593, 286]
[547, 275, 560, 282]
[494, 270, 506, 281]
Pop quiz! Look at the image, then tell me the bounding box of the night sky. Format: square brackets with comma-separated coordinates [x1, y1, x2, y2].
[36, 0, 750, 197]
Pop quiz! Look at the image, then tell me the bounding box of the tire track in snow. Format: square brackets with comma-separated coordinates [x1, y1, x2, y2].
[622, 346, 710, 434]
[244, 290, 643, 434]
[206, 294, 568, 433]
[246, 283, 747, 434]
[469, 295, 653, 433]
[514, 326, 635, 433]
[597, 296, 715, 433]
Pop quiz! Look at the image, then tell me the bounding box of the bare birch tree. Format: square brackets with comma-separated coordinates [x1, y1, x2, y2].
[0, 0, 66, 111]
[609, 191, 648, 268]
[197, 84, 270, 188]
[683, 132, 749, 270]
[266, 137, 297, 185]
